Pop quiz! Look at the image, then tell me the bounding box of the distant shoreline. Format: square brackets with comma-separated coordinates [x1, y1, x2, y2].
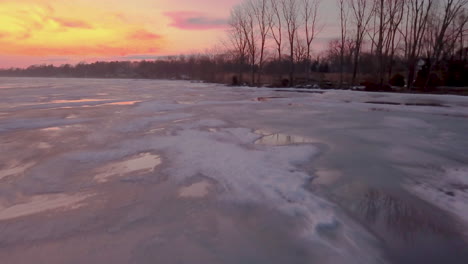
[1, 76, 467, 97]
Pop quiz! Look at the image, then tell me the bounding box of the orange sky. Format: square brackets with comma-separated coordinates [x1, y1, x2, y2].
[0, 0, 338, 68]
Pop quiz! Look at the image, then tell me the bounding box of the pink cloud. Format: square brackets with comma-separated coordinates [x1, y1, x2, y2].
[129, 29, 161, 40]
[164, 11, 228, 30]
[52, 17, 93, 29]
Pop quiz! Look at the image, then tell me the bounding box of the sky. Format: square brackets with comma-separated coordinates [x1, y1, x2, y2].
[0, 0, 339, 68]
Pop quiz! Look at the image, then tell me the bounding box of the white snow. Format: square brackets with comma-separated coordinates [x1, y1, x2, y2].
[406, 167, 468, 226]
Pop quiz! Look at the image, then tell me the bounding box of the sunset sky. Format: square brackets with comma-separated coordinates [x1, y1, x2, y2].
[0, 0, 339, 68]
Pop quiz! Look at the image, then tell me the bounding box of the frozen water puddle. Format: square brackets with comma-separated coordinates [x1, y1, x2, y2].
[178, 181, 213, 198]
[94, 153, 161, 183]
[254, 130, 316, 146]
[0, 192, 93, 221]
[0, 161, 35, 180]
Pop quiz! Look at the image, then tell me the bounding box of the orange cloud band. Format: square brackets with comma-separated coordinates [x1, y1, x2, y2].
[0, 1, 164, 56]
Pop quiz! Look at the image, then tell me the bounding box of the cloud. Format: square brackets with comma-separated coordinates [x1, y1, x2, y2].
[165, 11, 228, 30]
[0, 32, 10, 39]
[129, 29, 161, 41]
[0, 2, 165, 57]
[52, 17, 93, 29]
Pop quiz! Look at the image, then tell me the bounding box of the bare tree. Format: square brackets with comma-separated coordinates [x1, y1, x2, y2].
[269, 0, 283, 61]
[232, 3, 258, 85]
[251, 0, 271, 84]
[228, 7, 249, 84]
[282, 0, 301, 86]
[302, 0, 322, 81]
[337, 0, 349, 88]
[401, 0, 434, 89]
[383, 0, 405, 80]
[349, 0, 375, 85]
[429, 0, 468, 63]
[375, 0, 388, 88]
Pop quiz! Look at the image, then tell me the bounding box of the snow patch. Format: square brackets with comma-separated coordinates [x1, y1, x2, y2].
[0, 161, 36, 180]
[178, 181, 213, 198]
[0, 192, 93, 221]
[406, 167, 468, 226]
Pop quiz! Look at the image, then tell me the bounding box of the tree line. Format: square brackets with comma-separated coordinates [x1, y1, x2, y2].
[226, 0, 467, 89]
[1, 0, 466, 90]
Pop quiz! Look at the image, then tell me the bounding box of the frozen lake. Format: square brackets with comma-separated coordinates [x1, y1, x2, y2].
[0, 77, 467, 264]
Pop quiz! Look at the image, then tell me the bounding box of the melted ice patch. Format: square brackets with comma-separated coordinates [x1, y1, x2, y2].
[0, 192, 93, 221]
[255, 130, 316, 146]
[94, 153, 161, 183]
[178, 181, 213, 198]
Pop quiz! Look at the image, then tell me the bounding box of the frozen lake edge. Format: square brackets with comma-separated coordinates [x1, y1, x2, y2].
[0, 77, 467, 264]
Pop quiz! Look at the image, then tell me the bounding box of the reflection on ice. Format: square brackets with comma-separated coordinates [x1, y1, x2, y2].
[0, 161, 35, 180]
[65, 114, 79, 119]
[40, 125, 83, 132]
[50, 99, 109, 104]
[313, 169, 342, 185]
[0, 192, 93, 221]
[41, 127, 62, 132]
[146, 128, 165, 134]
[357, 188, 458, 240]
[176, 101, 195, 105]
[48, 101, 141, 110]
[255, 130, 316, 146]
[37, 142, 52, 149]
[98, 101, 141, 106]
[94, 153, 161, 183]
[172, 118, 192, 123]
[178, 181, 213, 198]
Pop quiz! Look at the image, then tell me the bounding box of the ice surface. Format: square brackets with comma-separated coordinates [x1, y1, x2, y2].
[0, 77, 467, 264]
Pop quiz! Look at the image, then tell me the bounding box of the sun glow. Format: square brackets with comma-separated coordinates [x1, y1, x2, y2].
[0, 1, 164, 57]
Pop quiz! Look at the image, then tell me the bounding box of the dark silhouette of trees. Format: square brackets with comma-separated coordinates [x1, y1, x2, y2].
[1, 0, 466, 91]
